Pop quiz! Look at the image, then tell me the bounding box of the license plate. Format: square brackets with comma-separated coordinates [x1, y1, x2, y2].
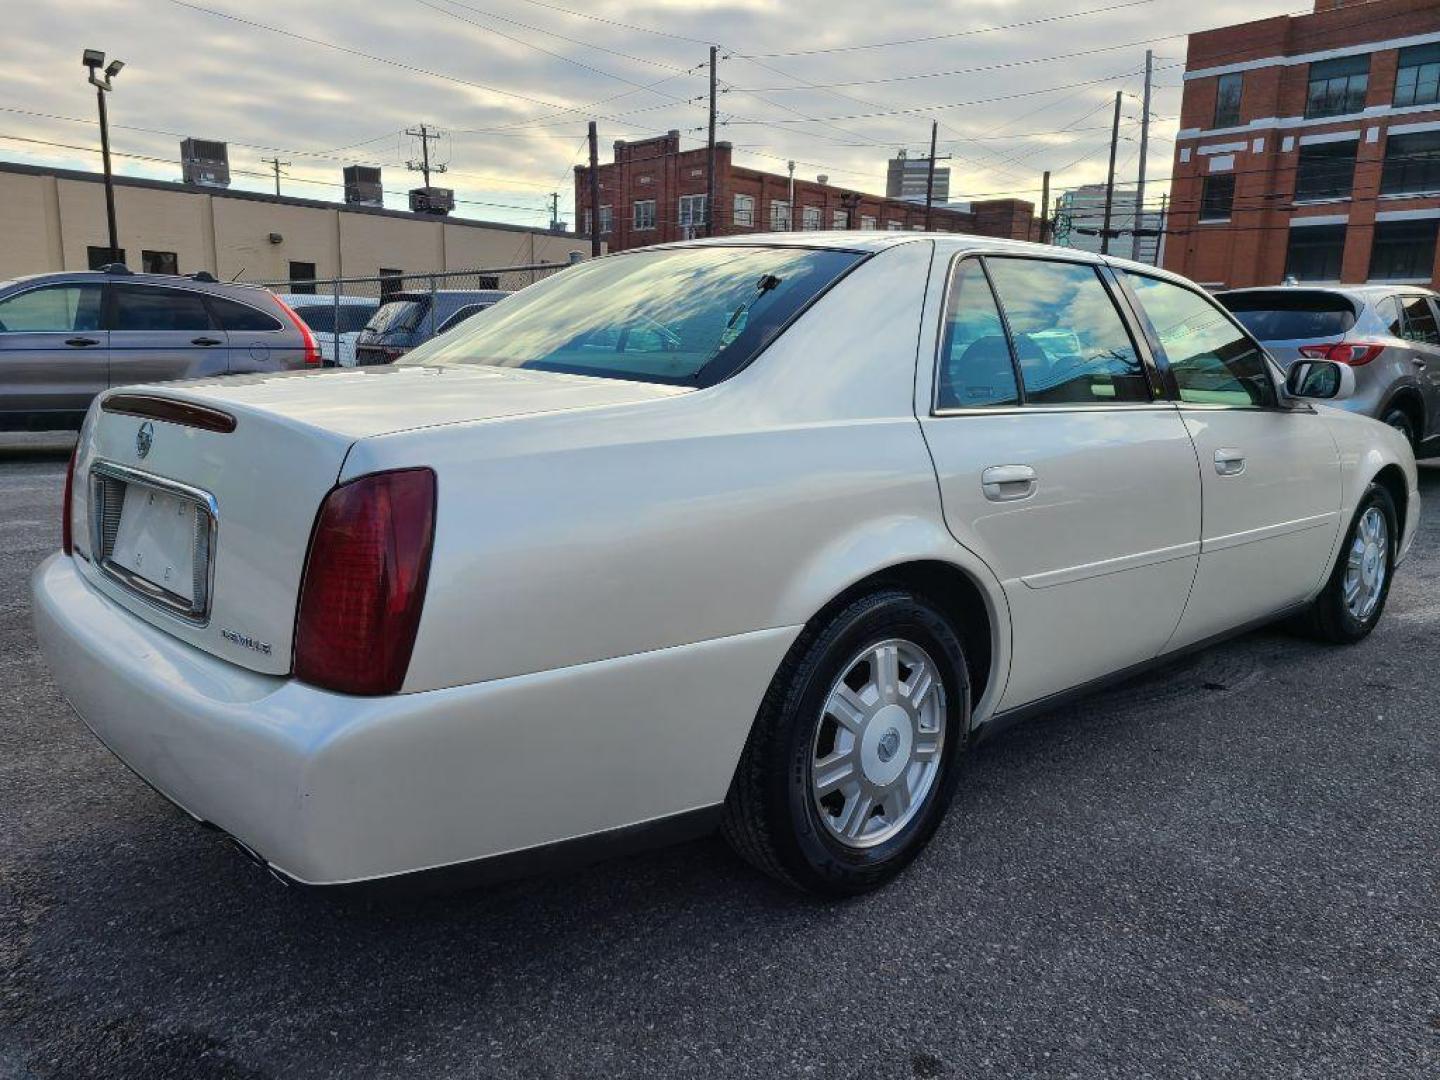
[110, 486, 199, 603]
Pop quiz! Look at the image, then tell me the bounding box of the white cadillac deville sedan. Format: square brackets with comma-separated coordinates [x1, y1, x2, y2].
[33, 235, 1419, 896]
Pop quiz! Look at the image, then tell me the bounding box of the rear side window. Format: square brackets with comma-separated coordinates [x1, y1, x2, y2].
[112, 285, 211, 332]
[936, 260, 1017, 409]
[984, 257, 1149, 405]
[207, 294, 283, 332]
[291, 305, 375, 335]
[366, 299, 427, 335]
[0, 284, 103, 332]
[1126, 273, 1276, 408]
[1399, 295, 1440, 345]
[1219, 291, 1357, 339]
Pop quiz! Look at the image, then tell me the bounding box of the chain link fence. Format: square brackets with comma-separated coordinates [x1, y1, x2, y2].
[246, 260, 580, 366]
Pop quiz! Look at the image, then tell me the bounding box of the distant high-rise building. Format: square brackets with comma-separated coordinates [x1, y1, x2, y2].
[1055, 183, 1161, 263]
[886, 149, 950, 204]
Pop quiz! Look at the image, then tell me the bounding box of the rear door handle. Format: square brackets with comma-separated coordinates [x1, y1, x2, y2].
[191, 337, 223, 347]
[981, 464, 1038, 501]
[65, 337, 99, 348]
[1214, 448, 1246, 476]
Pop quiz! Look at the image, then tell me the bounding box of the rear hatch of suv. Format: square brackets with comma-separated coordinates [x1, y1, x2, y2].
[1218, 289, 1359, 368]
[355, 293, 429, 365]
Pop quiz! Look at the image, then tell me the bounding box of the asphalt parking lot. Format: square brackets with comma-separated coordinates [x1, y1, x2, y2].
[1, 437, 1437, 1080]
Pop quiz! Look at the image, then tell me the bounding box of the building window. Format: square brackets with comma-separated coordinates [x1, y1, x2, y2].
[633, 199, 656, 231]
[288, 260, 317, 294]
[1199, 174, 1235, 221]
[1381, 131, 1440, 196]
[801, 206, 822, 231]
[1369, 219, 1438, 281]
[1214, 73, 1243, 128]
[379, 268, 403, 300]
[733, 194, 755, 227]
[770, 200, 791, 230]
[1305, 54, 1369, 119]
[678, 194, 708, 235]
[1395, 43, 1440, 108]
[583, 206, 614, 235]
[832, 208, 848, 229]
[141, 250, 179, 275]
[1294, 140, 1357, 201]
[87, 245, 126, 270]
[860, 215, 877, 230]
[886, 220, 904, 231]
[1284, 224, 1346, 281]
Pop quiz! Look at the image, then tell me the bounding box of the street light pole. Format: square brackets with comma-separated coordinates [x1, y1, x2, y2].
[83, 49, 124, 264]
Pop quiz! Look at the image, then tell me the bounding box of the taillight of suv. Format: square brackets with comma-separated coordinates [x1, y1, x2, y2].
[293, 468, 436, 695]
[271, 295, 323, 366]
[1299, 342, 1385, 366]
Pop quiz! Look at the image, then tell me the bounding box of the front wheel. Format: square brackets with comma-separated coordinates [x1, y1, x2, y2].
[1299, 482, 1397, 644]
[722, 589, 970, 896]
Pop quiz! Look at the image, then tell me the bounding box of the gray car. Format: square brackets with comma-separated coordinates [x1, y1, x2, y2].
[0, 266, 318, 431]
[1218, 285, 1440, 454]
[354, 289, 509, 365]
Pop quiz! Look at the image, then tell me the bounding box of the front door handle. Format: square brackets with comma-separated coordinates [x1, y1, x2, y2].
[981, 464, 1038, 501]
[1214, 448, 1246, 476]
[191, 337, 223, 347]
[65, 337, 99, 348]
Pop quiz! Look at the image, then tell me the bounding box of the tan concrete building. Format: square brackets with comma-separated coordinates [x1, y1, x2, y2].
[0, 161, 586, 283]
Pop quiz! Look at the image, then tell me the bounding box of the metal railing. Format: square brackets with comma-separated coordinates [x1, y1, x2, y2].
[245, 259, 580, 365]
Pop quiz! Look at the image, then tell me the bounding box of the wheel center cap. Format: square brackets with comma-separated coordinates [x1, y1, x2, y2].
[877, 728, 901, 763]
[860, 704, 913, 787]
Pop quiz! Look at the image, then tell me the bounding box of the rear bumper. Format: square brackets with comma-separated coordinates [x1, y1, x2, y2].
[32, 553, 789, 885]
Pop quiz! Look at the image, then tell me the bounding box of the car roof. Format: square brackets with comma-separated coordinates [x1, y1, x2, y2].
[0, 268, 275, 297]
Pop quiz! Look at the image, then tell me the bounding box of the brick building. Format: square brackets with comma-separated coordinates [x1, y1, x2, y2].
[1165, 0, 1440, 290]
[574, 131, 1036, 252]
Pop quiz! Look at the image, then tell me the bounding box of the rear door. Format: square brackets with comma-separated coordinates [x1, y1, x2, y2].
[0, 282, 108, 426]
[107, 282, 226, 388]
[1398, 293, 1440, 436]
[920, 253, 1202, 710]
[1120, 271, 1341, 649]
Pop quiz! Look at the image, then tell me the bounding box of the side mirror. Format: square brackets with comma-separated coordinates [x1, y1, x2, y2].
[1285, 358, 1355, 402]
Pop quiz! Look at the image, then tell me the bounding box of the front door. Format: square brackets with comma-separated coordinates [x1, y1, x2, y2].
[1118, 270, 1342, 650]
[107, 282, 227, 390]
[0, 282, 108, 428]
[919, 254, 1203, 710]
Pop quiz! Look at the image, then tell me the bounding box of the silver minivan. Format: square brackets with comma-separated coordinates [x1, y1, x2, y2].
[0, 267, 317, 431]
[1219, 285, 1440, 454]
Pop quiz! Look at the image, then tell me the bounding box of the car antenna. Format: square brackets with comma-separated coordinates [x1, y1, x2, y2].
[230, 267, 245, 282]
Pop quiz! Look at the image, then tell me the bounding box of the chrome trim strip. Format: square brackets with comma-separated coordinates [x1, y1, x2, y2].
[1202, 512, 1339, 554]
[1020, 540, 1202, 590]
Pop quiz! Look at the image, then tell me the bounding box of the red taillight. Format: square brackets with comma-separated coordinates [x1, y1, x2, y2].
[293, 469, 436, 695]
[61, 447, 76, 556]
[271, 294, 322, 365]
[1299, 342, 1384, 366]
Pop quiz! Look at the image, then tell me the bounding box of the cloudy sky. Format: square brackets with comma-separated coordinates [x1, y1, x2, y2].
[3, 0, 1296, 229]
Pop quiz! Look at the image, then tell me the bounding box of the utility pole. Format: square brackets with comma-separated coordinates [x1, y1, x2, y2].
[587, 121, 601, 257]
[1154, 192, 1168, 267]
[405, 124, 446, 187]
[1100, 90, 1122, 256]
[549, 191, 560, 231]
[1039, 170, 1051, 244]
[706, 45, 718, 237]
[924, 120, 939, 230]
[1131, 49, 1153, 261]
[262, 156, 290, 197]
[787, 159, 795, 230]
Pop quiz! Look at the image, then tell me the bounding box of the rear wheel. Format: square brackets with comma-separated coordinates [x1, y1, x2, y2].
[722, 589, 970, 896]
[1299, 482, 1397, 644]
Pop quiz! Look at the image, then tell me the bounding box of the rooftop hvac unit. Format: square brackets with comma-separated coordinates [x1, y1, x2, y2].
[180, 138, 230, 188]
[343, 165, 384, 206]
[408, 186, 454, 216]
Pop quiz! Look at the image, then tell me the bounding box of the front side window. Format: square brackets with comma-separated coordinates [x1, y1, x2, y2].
[1306, 54, 1370, 119]
[1294, 139, 1357, 201]
[936, 260, 1017, 410]
[0, 284, 103, 333]
[1214, 73, 1243, 128]
[112, 285, 211, 332]
[985, 257, 1148, 406]
[1398, 295, 1440, 344]
[1381, 130, 1440, 196]
[1369, 220, 1439, 281]
[1200, 174, 1236, 221]
[1395, 43, 1440, 108]
[1285, 224, 1346, 281]
[408, 245, 863, 387]
[733, 194, 754, 227]
[633, 200, 656, 231]
[1126, 272, 1275, 408]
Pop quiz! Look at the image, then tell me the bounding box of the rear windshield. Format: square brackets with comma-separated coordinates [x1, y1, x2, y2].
[1218, 291, 1357, 340]
[404, 245, 865, 386]
[293, 304, 376, 334]
[365, 298, 427, 335]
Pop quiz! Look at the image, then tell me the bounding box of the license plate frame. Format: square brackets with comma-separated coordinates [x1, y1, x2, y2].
[89, 462, 218, 623]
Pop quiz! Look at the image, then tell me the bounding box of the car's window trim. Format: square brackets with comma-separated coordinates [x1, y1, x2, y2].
[0, 280, 106, 334]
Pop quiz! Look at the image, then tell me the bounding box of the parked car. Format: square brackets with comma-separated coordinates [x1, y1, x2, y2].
[1218, 285, 1440, 454]
[270, 293, 378, 368]
[353, 288, 508, 365]
[33, 236, 1417, 897]
[0, 266, 320, 430]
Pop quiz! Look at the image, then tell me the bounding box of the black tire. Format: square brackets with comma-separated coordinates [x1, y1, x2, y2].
[1298, 482, 1398, 644]
[721, 588, 970, 897]
[1381, 406, 1418, 452]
